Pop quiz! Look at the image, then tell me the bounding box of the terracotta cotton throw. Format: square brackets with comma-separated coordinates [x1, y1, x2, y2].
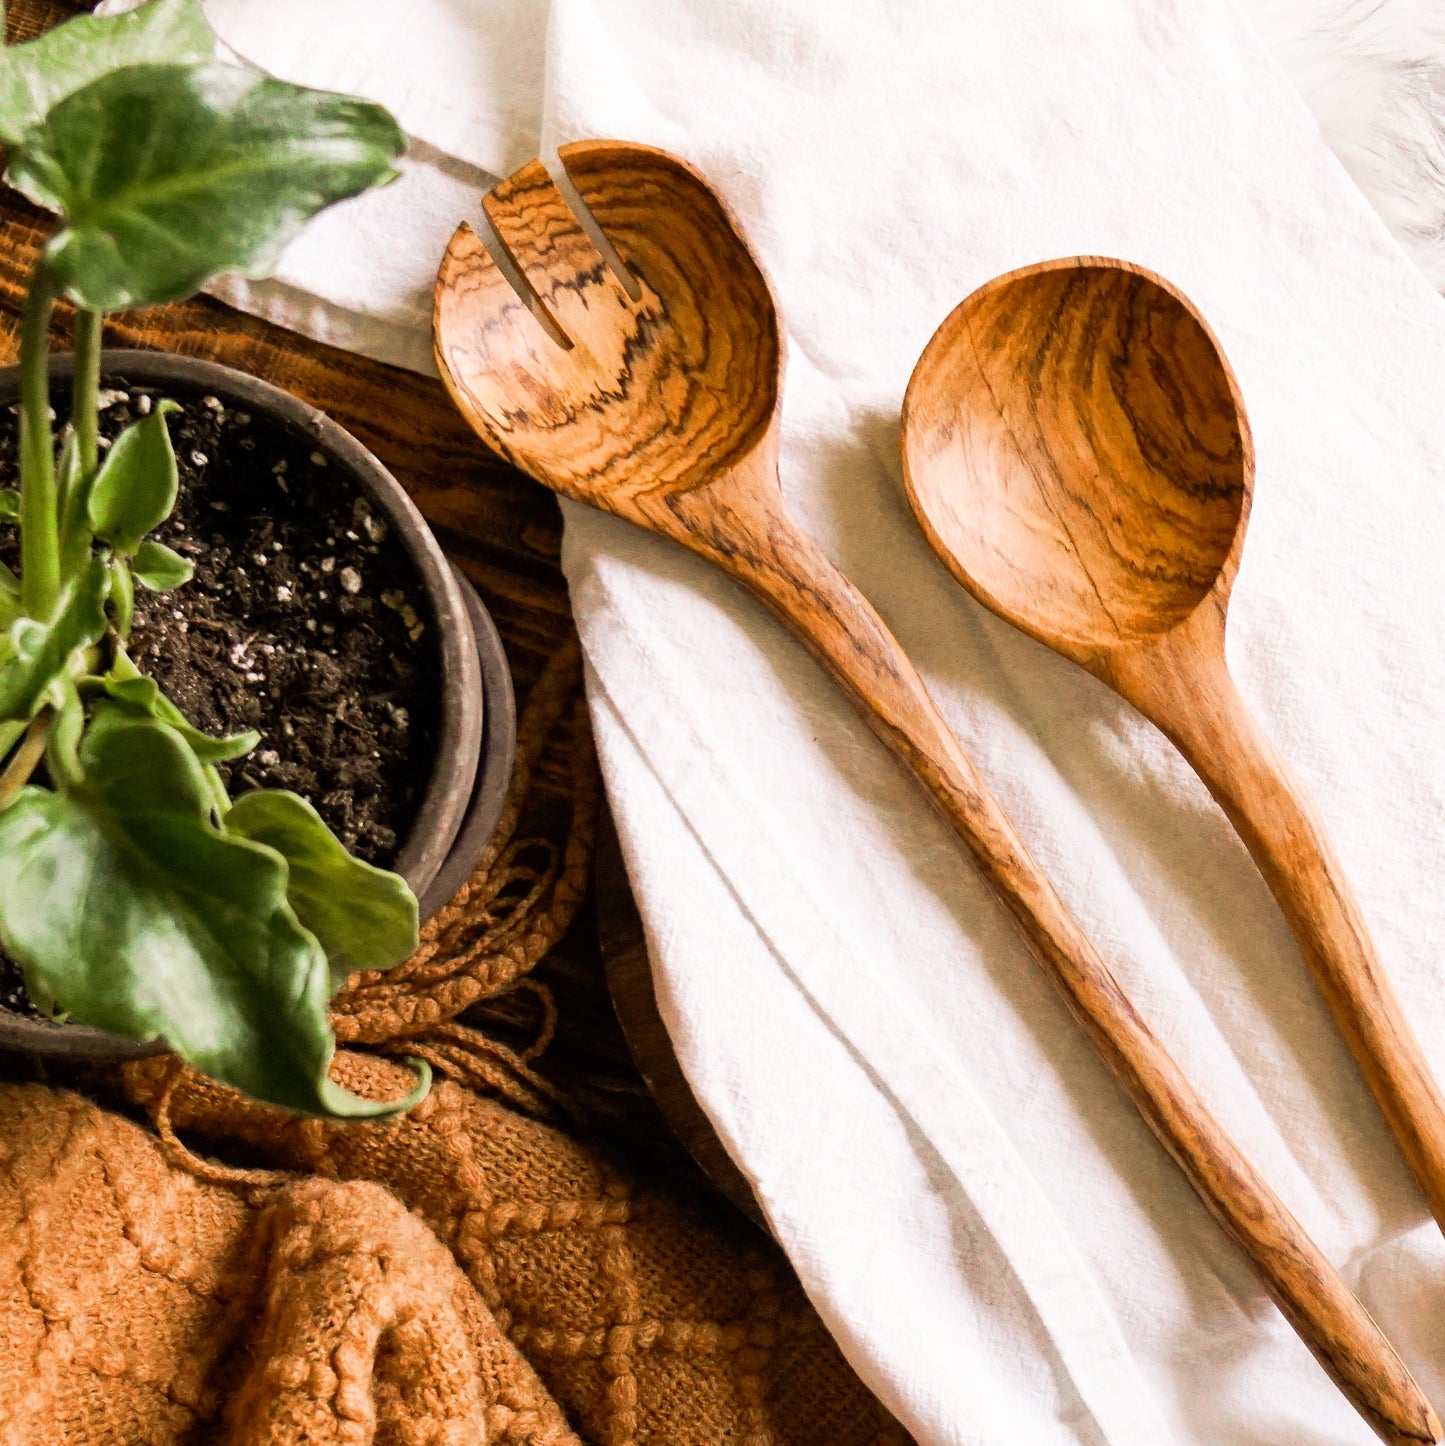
[0, 644, 908, 1445]
[0, 1063, 903, 1445]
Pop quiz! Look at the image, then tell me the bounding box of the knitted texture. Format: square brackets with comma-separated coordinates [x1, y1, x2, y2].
[0, 642, 910, 1443]
[120, 1052, 909, 1446]
[0, 1081, 575, 1446]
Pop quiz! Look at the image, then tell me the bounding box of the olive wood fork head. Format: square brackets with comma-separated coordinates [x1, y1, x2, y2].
[434, 139, 783, 530]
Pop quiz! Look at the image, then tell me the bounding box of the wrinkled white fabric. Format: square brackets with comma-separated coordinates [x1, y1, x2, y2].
[148, 1, 1445, 1440]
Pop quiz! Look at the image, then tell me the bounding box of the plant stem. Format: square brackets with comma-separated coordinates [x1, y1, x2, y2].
[58, 308, 103, 576]
[0, 708, 52, 813]
[19, 268, 58, 621]
[71, 309, 101, 477]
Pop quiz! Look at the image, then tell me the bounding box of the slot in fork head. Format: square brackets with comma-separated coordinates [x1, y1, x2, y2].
[434, 140, 783, 511]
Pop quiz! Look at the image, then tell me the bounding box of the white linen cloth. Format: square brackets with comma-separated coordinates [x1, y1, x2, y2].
[136, 1, 1445, 1439]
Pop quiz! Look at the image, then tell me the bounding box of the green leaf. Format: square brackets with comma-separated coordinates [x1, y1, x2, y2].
[87, 401, 179, 553]
[0, 708, 427, 1118]
[225, 790, 419, 991]
[131, 538, 192, 591]
[0, 717, 25, 768]
[44, 672, 82, 790]
[0, 0, 216, 147]
[55, 425, 89, 575]
[55, 426, 79, 501]
[0, 571, 18, 630]
[103, 671, 257, 763]
[0, 489, 18, 521]
[12, 62, 406, 311]
[0, 557, 108, 723]
[107, 557, 136, 637]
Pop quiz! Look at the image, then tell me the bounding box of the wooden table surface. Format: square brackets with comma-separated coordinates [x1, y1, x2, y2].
[0, 0, 742, 1224]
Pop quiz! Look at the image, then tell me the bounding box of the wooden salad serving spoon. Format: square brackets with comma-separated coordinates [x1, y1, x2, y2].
[435, 145, 1438, 1445]
[902, 254, 1445, 1229]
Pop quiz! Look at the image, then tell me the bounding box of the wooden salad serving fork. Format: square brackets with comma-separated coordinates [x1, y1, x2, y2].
[433, 141, 1439, 1444]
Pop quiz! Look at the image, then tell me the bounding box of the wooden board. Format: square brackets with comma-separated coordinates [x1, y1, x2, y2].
[595, 823, 768, 1229]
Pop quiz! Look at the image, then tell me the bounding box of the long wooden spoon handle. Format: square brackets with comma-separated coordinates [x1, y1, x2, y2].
[1115, 629, 1445, 1236]
[666, 468, 1439, 1445]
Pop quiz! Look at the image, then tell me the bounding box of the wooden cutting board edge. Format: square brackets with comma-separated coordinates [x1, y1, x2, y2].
[595, 822, 770, 1231]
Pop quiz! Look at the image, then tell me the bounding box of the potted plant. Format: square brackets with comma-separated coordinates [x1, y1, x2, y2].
[0, 0, 511, 1117]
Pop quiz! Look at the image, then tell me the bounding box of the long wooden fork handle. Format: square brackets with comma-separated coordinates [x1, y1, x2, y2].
[1113, 625, 1445, 1236]
[659, 464, 1440, 1446]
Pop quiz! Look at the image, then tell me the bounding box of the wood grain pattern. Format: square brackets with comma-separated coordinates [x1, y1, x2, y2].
[440, 145, 780, 511]
[903, 255, 1445, 1373]
[436, 149, 1440, 1444]
[905, 261, 1247, 650]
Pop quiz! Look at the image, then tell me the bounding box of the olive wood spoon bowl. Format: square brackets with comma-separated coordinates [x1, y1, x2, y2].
[435, 148, 1438, 1445]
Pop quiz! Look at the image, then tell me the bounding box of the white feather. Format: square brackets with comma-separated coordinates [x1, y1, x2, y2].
[1244, 0, 1445, 287]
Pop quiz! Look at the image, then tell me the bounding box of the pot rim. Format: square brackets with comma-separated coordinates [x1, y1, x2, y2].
[416, 566, 517, 920]
[11, 348, 484, 892]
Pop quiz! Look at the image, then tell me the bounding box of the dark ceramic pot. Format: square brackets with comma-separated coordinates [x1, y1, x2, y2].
[0, 350, 516, 1061]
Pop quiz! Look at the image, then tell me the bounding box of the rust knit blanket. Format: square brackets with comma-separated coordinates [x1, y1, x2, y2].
[0, 1061, 906, 1445]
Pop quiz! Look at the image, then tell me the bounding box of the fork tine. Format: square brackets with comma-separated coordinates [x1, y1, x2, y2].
[437, 220, 508, 320]
[484, 159, 638, 345]
[434, 218, 580, 467]
[433, 218, 541, 388]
